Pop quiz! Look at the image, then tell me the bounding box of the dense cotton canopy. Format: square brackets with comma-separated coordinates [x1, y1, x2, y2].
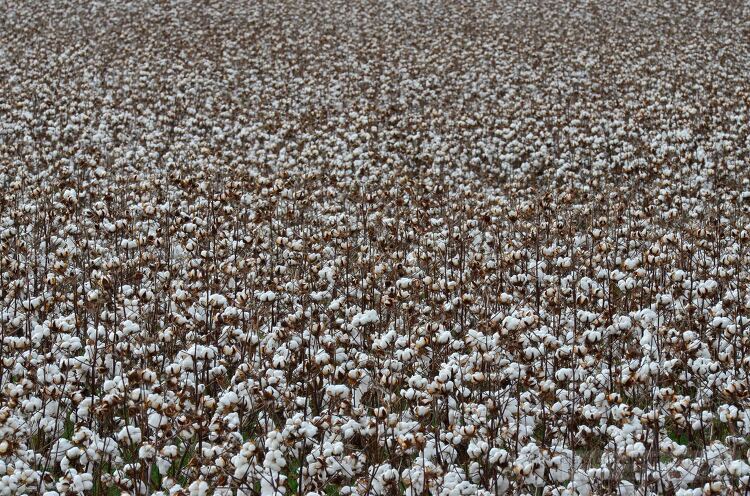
[1, 0, 750, 495]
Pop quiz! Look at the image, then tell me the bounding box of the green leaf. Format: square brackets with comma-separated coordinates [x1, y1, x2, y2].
[150, 463, 162, 489]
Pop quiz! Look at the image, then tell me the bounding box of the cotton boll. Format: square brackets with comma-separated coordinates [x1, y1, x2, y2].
[502, 316, 521, 332]
[258, 291, 276, 302]
[625, 442, 645, 459]
[117, 426, 142, 445]
[352, 309, 379, 327]
[188, 480, 209, 496]
[139, 444, 156, 460]
[72, 473, 94, 492]
[208, 293, 228, 307]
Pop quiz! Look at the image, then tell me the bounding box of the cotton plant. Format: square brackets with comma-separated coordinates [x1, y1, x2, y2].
[2, 0, 750, 494]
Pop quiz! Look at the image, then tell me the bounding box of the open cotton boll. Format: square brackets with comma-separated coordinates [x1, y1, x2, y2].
[116, 426, 142, 445]
[257, 291, 276, 302]
[352, 309, 379, 327]
[207, 293, 228, 307]
[139, 444, 157, 460]
[188, 480, 209, 496]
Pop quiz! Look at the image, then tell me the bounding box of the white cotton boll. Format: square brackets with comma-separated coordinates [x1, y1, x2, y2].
[382, 468, 397, 482]
[489, 448, 508, 465]
[188, 480, 209, 496]
[703, 481, 723, 493]
[62, 189, 78, 203]
[625, 442, 645, 458]
[222, 306, 240, 319]
[161, 445, 179, 458]
[220, 391, 239, 407]
[467, 440, 489, 459]
[300, 423, 318, 438]
[672, 444, 687, 456]
[682, 330, 697, 343]
[120, 238, 138, 250]
[328, 296, 344, 311]
[415, 405, 430, 416]
[352, 309, 379, 327]
[318, 266, 335, 283]
[149, 412, 168, 429]
[258, 291, 276, 302]
[122, 320, 140, 335]
[571, 469, 592, 496]
[72, 473, 94, 492]
[117, 426, 142, 445]
[728, 460, 750, 476]
[584, 330, 601, 343]
[616, 481, 636, 496]
[502, 316, 520, 331]
[66, 446, 82, 459]
[639, 330, 654, 347]
[233, 460, 252, 480]
[129, 388, 145, 401]
[325, 384, 350, 398]
[208, 293, 228, 307]
[310, 290, 328, 302]
[102, 379, 119, 394]
[76, 397, 92, 418]
[139, 443, 156, 460]
[675, 490, 701, 496]
[555, 368, 573, 382]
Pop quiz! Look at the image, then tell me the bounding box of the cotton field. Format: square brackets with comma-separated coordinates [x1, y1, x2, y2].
[2, 0, 750, 495]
